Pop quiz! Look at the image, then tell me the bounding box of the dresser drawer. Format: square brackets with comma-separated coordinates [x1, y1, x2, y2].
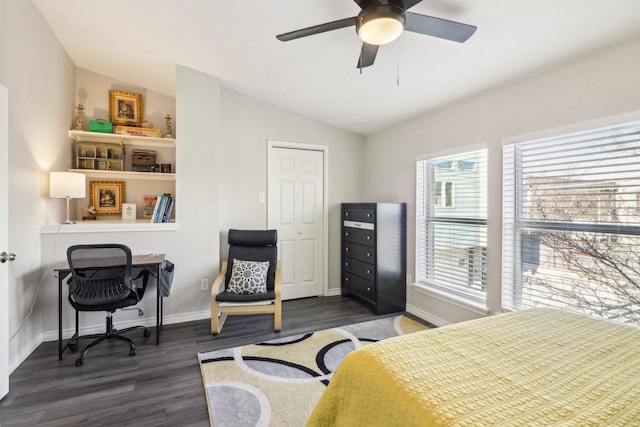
[344, 257, 375, 281]
[344, 227, 374, 247]
[344, 272, 375, 304]
[344, 242, 375, 263]
[343, 207, 375, 223]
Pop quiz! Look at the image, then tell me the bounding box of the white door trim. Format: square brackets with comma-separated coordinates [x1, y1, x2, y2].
[267, 140, 329, 297]
[1, 85, 9, 399]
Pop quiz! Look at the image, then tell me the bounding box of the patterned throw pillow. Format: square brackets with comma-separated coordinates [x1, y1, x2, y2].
[227, 259, 269, 295]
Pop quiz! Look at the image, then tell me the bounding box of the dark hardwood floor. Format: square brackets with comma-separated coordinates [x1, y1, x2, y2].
[0, 295, 414, 427]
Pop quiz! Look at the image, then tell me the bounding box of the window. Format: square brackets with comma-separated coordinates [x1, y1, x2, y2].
[503, 121, 640, 325]
[416, 148, 488, 300]
[435, 181, 454, 207]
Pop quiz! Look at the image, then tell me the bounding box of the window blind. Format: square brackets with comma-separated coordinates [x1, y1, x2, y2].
[503, 121, 640, 325]
[416, 149, 488, 298]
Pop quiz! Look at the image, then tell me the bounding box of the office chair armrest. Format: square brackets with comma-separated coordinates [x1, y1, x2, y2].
[211, 261, 228, 297]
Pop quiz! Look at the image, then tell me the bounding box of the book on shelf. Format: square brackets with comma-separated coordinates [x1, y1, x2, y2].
[142, 195, 158, 218]
[162, 197, 175, 222]
[150, 193, 174, 223]
[114, 125, 162, 138]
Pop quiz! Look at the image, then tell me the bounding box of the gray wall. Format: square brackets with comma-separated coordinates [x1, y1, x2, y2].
[364, 36, 640, 326]
[0, 0, 75, 369]
[219, 89, 364, 295]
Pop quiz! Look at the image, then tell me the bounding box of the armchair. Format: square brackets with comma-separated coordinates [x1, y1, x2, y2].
[211, 229, 282, 334]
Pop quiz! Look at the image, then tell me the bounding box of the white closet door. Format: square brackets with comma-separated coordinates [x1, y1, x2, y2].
[269, 146, 324, 300]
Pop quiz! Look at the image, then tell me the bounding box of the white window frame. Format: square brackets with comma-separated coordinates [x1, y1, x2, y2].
[502, 113, 640, 324]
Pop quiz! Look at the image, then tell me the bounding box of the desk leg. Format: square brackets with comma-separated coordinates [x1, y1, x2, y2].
[58, 274, 63, 360]
[156, 263, 161, 345]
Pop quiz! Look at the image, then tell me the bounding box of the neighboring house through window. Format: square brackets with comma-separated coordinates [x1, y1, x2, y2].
[503, 120, 640, 326]
[435, 181, 454, 208]
[416, 148, 488, 303]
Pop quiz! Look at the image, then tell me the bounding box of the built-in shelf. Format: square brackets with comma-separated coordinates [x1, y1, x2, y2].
[60, 130, 177, 228]
[69, 130, 175, 148]
[40, 220, 179, 234]
[68, 169, 176, 181]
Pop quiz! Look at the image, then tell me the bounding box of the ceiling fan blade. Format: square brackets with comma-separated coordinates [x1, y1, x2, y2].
[405, 12, 477, 42]
[276, 17, 356, 42]
[357, 43, 379, 68]
[353, 0, 375, 8]
[388, 0, 423, 10]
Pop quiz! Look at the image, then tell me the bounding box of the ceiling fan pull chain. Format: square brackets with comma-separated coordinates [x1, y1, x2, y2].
[396, 39, 400, 86]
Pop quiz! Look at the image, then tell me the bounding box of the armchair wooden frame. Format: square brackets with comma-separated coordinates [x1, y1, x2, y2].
[210, 260, 282, 334]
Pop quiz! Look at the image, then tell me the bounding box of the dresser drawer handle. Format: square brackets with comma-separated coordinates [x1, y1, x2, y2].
[366, 287, 371, 292]
[345, 277, 349, 281]
[345, 232, 349, 236]
[345, 212, 349, 216]
[367, 253, 371, 257]
[367, 213, 371, 217]
[366, 270, 371, 274]
[366, 236, 371, 240]
[345, 262, 349, 266]
[345, 247, 349, 251]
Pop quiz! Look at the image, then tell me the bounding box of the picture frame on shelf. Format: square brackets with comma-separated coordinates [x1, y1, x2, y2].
[142, 195, 158, 218]
[109, 90, 142, 127]
[90, 180, 125, 215]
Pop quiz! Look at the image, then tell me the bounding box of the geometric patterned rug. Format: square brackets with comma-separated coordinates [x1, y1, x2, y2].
[198, 315, 429, 426]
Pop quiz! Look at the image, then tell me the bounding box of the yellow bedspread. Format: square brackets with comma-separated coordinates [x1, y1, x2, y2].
[306, 308, 640, 426]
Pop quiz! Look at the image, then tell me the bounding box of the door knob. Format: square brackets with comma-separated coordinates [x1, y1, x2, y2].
[0, 251, 16, 263]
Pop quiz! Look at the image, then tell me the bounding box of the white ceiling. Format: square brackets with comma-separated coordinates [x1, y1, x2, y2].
[33, 0, 640, 136]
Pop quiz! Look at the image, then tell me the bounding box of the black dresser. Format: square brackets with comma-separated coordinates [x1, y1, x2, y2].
[341, 203, 406, 314]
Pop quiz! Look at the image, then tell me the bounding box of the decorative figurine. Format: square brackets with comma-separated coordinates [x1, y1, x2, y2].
[82, 205, 97, 221]
[75, 104, 84, 130]
[164, 114, 173, 138]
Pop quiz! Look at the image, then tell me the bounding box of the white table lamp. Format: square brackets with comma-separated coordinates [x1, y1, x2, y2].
[49, 171, 86, 224]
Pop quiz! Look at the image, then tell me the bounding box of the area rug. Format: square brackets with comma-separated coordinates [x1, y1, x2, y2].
[197, 315, 429, 427]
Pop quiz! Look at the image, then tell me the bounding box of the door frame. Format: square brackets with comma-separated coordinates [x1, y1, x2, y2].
[1, 85, 9, 399]
[267, 140, 329, 297]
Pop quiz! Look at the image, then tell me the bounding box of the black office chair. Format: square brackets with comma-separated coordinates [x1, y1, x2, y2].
[211, 229, 282, 334]
[66, 244, 150, 366]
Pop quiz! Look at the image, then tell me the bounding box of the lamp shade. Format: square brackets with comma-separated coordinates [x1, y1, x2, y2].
[49, 172, 86, 199]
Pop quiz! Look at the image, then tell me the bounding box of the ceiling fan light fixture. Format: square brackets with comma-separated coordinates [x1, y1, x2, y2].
[357, 5, 406, 46]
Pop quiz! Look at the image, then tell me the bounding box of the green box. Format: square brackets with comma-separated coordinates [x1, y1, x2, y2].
[89, 119, 113, 133]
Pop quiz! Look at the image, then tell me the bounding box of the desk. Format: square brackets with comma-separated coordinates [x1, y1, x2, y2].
[54, 253, 165, 361]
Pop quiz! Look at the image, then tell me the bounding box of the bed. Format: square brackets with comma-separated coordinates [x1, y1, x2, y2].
[306, 307, 640, 426]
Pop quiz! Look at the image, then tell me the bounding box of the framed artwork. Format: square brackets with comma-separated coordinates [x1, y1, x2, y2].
[109, 90, 142, 127]
[142, 195, 158, 218]
[90, 180, 125, 215]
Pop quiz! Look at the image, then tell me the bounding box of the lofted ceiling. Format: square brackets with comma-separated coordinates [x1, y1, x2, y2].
[33, 0, 640, 136]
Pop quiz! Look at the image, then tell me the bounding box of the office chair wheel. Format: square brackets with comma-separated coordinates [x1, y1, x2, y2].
[74, 358, 83, 366]
[143, 328, 151, 338]
[129, 348, 136, 356]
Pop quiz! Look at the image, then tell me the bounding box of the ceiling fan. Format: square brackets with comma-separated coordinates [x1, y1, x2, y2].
[276, 0, 477, 69]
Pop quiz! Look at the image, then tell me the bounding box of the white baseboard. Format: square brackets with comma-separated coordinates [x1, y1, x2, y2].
[325, 287, 342, 297]
[40, 309, 213, 343]
[9, 310, 212, 373]
[406, 303, 451, 327]
[9, 334, 42, 374]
